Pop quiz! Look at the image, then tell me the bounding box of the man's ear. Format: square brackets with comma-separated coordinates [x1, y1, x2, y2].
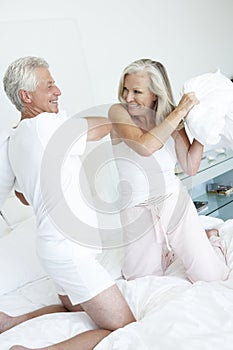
[19, 90, 32, 103]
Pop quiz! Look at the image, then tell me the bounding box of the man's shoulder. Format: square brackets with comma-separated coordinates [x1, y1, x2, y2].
[37, 110, 68, 123]
[36, 110, 68, 131]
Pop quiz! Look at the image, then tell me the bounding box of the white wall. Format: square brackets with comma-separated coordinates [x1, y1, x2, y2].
[1, 0, 232, 234]
[1, 0, 233, 129]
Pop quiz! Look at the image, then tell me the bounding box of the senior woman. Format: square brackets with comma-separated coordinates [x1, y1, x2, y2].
[109, 58, 229, 282]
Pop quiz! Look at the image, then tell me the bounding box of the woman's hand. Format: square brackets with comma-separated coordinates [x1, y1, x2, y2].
[175, 92, 199, 120]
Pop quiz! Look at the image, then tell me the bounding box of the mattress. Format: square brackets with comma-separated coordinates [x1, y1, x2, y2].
[1, 216, 233, 349]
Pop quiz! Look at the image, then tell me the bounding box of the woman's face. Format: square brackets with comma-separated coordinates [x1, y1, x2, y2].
[122, 72, 157, 116]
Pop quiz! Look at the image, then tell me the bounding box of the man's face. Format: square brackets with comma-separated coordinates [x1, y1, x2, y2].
[28, 67, 61, 115]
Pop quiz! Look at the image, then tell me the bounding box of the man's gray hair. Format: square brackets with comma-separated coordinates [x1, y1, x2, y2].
[3, 56, 49, 112]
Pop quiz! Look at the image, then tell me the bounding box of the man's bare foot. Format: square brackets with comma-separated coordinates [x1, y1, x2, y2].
[205, 228, 219, 239]
[0, 312, 16, 333]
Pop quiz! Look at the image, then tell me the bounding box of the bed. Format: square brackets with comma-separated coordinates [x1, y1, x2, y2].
[1, 196, 233, 350]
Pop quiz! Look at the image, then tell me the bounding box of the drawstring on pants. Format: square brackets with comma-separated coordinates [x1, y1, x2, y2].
[136, 195, 173, 252]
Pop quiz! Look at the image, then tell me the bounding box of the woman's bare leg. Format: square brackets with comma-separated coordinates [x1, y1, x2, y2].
[9, 284, 135, 350]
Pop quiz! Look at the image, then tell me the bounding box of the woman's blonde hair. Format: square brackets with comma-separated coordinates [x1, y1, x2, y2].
[118, 58, 176, 125]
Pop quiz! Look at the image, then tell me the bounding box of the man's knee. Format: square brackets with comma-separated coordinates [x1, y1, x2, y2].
[58, 294, 83, 312]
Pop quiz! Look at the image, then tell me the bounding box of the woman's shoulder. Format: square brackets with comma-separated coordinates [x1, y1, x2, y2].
[108, 103, 128, 120]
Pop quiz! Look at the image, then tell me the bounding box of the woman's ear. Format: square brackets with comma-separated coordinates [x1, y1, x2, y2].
[19, 90, 32, 103]
[152, 94, 158, 110]
[152, 94, 157, 102]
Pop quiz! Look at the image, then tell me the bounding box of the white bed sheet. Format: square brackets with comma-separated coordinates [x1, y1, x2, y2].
[1, 218, 233, 350]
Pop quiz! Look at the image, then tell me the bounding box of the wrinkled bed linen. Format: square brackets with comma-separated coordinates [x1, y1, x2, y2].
[1, 218, 233, 350]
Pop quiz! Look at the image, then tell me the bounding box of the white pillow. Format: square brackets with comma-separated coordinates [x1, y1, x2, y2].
[0, 216, 47, 295]
[0, 130, 15, 209]
[220, 114, 233, 150]
[183, 70, 233, 145]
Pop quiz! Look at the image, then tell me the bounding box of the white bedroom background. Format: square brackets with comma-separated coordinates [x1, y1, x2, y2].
[0, 0, 233, 130]
[0, 0, 233, 224]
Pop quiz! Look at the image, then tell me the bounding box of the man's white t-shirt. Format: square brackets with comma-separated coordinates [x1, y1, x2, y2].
[8, 111, 99, 245]
[0, 130, 15, 209]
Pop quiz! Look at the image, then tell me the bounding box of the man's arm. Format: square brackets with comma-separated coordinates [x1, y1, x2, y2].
[85, 117, 112, 141]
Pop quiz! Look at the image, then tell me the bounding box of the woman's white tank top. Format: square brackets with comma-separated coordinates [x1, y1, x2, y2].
[112, 137, 180, 208]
